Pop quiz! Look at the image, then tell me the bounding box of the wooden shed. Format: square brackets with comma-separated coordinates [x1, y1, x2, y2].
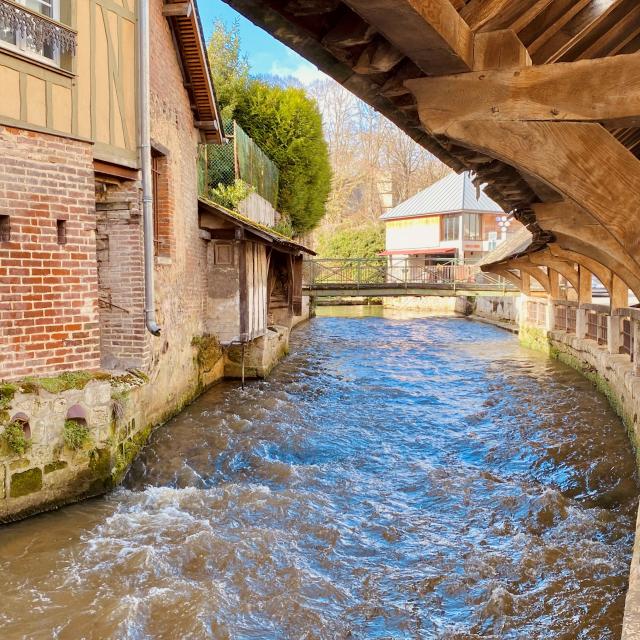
[198, 198, 314, 345]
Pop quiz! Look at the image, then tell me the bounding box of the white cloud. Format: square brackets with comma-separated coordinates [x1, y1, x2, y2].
[269, 60, 326, 85]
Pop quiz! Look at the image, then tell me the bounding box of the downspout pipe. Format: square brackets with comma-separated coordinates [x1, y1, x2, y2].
[138, 0, 161, 336]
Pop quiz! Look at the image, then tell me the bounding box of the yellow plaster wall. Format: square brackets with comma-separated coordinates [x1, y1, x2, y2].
[0, 0, 137, 166]
[385, 216, 441, 251]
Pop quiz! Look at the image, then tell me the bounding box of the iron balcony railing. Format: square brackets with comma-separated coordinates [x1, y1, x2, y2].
[0, 0, 77, 55]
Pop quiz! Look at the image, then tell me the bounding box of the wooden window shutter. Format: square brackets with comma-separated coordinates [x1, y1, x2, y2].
[292, 255, 303, 316]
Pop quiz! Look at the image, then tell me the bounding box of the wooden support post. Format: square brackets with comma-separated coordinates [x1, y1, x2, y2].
[548, 268, 560, 300]
[578, 265, 592, 304]
[521, 272, 531, 296]
[611, 274, 629, 312]
[238, 237, 248, 342]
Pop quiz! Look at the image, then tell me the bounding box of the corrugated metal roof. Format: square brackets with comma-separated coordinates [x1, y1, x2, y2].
[380, 171, 503, 221]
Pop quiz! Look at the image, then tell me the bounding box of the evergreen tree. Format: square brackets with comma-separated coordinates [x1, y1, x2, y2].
[235, 81, 331, 234]
[206, 22, 331, 234]
[206, 20, 249, 122]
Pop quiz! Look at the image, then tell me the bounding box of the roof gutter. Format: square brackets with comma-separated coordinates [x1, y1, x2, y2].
[138, 0, 161, 336]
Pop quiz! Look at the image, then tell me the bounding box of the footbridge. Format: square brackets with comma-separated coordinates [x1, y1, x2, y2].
[303, 259, 518, 297]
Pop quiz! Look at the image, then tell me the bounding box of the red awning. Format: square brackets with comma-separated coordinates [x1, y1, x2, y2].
[379, 248, 457, 256]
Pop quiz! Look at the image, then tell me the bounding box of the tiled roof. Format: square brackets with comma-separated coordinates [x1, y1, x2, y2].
[380, 171, 503, 221]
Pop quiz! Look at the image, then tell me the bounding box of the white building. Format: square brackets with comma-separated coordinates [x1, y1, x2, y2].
[380, 172, 521, 264]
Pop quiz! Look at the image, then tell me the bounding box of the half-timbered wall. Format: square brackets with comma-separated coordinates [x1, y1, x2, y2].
[0, 0, 137, 166]
[77, 0, 137, 166]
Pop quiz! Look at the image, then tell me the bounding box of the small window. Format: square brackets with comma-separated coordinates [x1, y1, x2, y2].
[151, 148, 172, 258]
[214, 242, 234, 265]
[441, 214, 459, 241]
[0, 215, 10, 242]
[463, 213, 481, 241]
[56, 219, 67, 244]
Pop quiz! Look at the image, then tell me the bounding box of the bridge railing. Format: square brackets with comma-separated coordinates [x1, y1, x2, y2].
[303, 258, 513, 288]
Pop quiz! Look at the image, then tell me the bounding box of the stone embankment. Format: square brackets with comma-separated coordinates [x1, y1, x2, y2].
[0, 315, 307, 523]
[461, 293, 640, 640]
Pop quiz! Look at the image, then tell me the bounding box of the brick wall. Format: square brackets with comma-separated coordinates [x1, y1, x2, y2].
[0, 126, 99, 380]
[139, 0, 211, 409]
[96, 179, 150, 371]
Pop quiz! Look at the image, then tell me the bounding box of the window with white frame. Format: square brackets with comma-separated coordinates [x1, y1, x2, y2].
[0, 0, 60, 64]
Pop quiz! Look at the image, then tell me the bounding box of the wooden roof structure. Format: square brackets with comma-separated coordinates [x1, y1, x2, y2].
[198, 198, 316, 255]
[220, 0, 640, 307]
[163, 0, 224, 143]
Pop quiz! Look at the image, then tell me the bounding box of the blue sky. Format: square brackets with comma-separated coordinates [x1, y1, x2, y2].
[197, 0, 327, 83]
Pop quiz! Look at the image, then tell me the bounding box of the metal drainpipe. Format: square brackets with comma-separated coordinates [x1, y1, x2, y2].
[138, 0, 161, 336]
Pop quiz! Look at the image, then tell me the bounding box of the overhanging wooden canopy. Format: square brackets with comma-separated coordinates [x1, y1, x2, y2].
[220, 0, 640, 307]
[164, 0, 224, 143]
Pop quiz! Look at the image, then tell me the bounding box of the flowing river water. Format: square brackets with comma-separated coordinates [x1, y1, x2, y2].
[0, 307, 638, 639]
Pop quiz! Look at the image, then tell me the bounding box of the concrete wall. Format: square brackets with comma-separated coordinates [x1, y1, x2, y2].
[384, 296, 458, 312]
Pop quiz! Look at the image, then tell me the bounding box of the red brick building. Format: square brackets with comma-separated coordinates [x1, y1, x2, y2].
[0, 0, 310, 521]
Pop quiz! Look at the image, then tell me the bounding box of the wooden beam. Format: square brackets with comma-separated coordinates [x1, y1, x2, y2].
[195, 120, 218, 130]
[94, 160, 138, 181]
[487, 266, 523, 290]
[527, 248, 579, 292]
[162, 2, 192, 17]
[497, 260, 550, 293]
[535, 202, 640, 299]
[353, 38, 405, 74]
[407, 52, 640, 129]
[473, 29, 531, 71]
[548, 244, 613, 296]
[461, 0, 524, 33]
[343, 0, 474, 74]
[419, 120, 640, 275]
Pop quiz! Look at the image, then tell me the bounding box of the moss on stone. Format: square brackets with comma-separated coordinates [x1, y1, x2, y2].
[89, 447, 111, 477]
[0, 382, 17, 411]
[2, 422, 31, 456]
[519, 325, 552, 354]
[44, 460, 68, 474]
[10, 458, 30, 470]
[17, 380, 39, 394]
[29, 371, 95, 394]
[192, 335, 223, 372]
[112, 422, 154, 484]
[63, 419, 92, 451]
[10, 467, 42, 498]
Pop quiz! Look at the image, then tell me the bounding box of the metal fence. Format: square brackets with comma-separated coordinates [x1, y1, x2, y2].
[303, 258, 513, 288]
[199, 120, 279, 208]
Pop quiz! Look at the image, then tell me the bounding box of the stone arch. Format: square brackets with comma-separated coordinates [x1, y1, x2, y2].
[10, 412, 31, 440]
